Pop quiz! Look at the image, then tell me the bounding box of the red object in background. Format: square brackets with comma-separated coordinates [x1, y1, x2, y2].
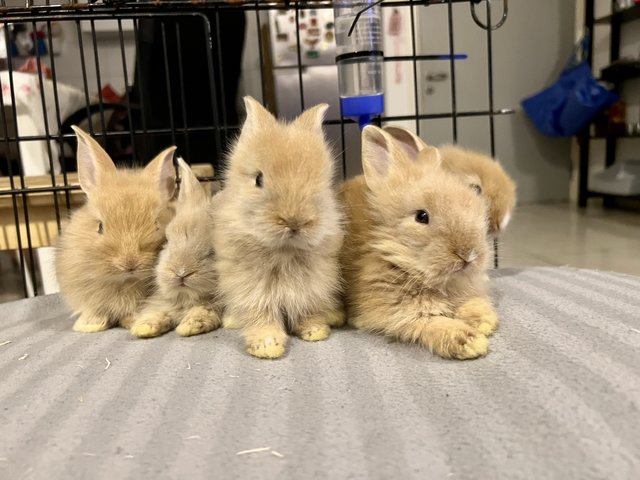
[17, 57, 52, 79]
[100, 84, 123, 103]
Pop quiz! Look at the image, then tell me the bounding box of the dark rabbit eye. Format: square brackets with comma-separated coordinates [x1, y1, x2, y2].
[255, 171, 263, 188]
[97, 221, 104, 234]
[415, 210, 429, 224]
[471, 183, 482, 195]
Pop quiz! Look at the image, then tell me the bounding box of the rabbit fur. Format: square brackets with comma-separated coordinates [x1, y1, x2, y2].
[383, 126, 516, 235]
[212, 96, 344, 359]
[340, 126, 498, 360]
[55, 126, 176, 332]
[131, 159, 222, 338]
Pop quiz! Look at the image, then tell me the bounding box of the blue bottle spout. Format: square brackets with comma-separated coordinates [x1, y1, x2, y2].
[340, 93, 384, 130]
[358, 115, 373, 129]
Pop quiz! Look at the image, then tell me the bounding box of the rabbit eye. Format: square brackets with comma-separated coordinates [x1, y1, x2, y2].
[471, 183, 482, 195]
[415, 210, 429, 224]
[97, 221, 104, 234]
[255, 171, 263, 188]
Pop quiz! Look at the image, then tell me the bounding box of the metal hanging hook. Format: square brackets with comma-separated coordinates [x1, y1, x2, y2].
[470, 0, 509, 31]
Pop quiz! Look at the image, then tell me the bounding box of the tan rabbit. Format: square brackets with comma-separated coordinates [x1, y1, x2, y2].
[383, 126, 516, 235]
[55, 126, 176, 332]
[212, 96, 344, 359]
[341, 126, 498, 360]
[131, 159, 222, 338]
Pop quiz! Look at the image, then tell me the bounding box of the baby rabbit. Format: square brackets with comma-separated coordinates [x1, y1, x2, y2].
[56, 126, 176, 332]
[212, 96, 344, 359]
[383, 126, 516, 235]
[131, 159, 221, 338]
[340, 126, 498, 360]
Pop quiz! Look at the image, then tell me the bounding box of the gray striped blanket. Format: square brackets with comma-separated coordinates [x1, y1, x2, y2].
[1, 267, 639, 479]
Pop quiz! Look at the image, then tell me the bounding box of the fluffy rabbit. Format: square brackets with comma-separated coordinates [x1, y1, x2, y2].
[56, 126, 177, 332]
[212, 96, 344, 359]
[131, 159, 221, 338]
[383, 126, 516, 235]
[340, 126, 498, 360]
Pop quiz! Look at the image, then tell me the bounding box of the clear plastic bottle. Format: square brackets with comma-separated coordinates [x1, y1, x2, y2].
[334, 0, 384, 129]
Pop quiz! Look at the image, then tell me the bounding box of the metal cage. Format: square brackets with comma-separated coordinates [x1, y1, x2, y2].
[0, 0, 510, 301]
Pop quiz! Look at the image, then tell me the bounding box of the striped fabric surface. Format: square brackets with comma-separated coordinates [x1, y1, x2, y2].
[0, 267, 639, 479]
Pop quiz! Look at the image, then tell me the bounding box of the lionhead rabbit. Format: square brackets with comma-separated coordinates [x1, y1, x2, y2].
[383, 126, 516, 235]
[340, 125, 498, 360]
[212, 96, 344, 359]
[55, 126, 176, 332]
[131, 159, 221, 338]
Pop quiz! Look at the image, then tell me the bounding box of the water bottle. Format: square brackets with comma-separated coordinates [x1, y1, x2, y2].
[334, 0, 384, 129]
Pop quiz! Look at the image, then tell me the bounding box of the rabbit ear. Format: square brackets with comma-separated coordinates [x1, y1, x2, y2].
[177, 158, 206, 204]
[144, 146, 177, 201]
[382, 126, 428, 160]
[72, 125, 116, 196]
[294, 103, 328, 133]
[416, 145, 442, 169]
[241, 96, 277, 136]
[361, 125, 406, 183]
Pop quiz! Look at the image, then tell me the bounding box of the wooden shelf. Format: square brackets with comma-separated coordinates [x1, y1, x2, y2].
[0, 163, 214, 251]
[594, 4, 640, 24]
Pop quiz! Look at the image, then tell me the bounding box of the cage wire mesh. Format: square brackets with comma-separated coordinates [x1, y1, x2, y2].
[0, 0, 510, 300]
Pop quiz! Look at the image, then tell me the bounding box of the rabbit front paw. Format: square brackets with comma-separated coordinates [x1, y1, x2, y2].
[244, 325, 288, 359]
[293, 314, 331, 342]
[455, 297, 499, 336]
[176, 306, 221, 337]
[130, 311, 172, 338]
[73, 313, 113, 333]
[422, 317, 488, 360]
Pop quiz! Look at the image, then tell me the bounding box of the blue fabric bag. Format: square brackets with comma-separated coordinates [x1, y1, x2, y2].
[521, 35, 618, 137]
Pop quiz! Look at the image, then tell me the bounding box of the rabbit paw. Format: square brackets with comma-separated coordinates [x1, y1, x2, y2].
[176, 306, 221, 337]
[325, 306, 346, 328]
[298, 324, 331, 342]
[455, 297, 499, 336]
[73, 313, 112, 333]
[222, 312, 243, 329]
[244, 326, 288, 359]
[422, 317, 488, 360]
[293, 314, 332, 342]
[130, 311, 172, 338]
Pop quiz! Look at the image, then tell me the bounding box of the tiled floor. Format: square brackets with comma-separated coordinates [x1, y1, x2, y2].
[1, 203, 639, 304]
[498, 203, 640, 275]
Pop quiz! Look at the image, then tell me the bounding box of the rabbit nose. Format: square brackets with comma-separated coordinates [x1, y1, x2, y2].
[280, 216, 306, 234]
[175, 269, 194, 283]
[123, 260, 140, 272]
[456, 250, 477, 270]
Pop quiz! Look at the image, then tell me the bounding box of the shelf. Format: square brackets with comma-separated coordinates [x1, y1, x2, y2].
[594, 4, 640, 24]
[590, 132, 640, 139]
[600, 62, 640, 83]
[587, 189, 640, 198]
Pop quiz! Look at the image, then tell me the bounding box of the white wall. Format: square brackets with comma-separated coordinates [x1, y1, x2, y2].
[493, 0, 577, 204]
[410, 0, 577, 204]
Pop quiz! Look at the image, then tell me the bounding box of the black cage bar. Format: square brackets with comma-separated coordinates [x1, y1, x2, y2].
[0, 0, 511, 300]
